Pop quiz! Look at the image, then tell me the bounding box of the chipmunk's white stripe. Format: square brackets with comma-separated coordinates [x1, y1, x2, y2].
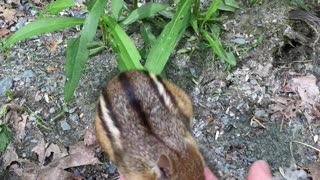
[99, 96, 122, 149]
[149, 73, 173, 109]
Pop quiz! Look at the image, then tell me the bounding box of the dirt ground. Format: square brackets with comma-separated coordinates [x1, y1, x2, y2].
[0, 0, 319, 179]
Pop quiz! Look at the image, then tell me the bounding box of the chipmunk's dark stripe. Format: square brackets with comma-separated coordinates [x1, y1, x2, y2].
[119, 72, 180, 155]
[102, 91, 122, 132]
[119, 73, 152, 132]
[144, 72, 167, 107]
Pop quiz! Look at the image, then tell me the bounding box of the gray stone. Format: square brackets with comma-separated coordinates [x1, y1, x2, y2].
[15, 17, 27, 29]
[60, 120, 71, 131]
[23, 70, 35, 79]
[0, 77, 13, 97]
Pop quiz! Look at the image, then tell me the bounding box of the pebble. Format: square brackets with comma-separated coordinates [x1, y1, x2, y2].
[233, 38, 246, 45]
[69, 114, 79, 122]
[15, 17, 27, 29]
[108, 164, 117, 174]
[60, 120, 71, 131]
[0, 77, 13, 97]
[23, 70, 35, 79]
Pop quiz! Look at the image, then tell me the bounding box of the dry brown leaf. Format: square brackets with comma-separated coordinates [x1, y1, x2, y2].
[56, 141, 101, 169]
[45, 143, 68, 161]
[31, 137, 46, 166]
[304, 162, 320, 179]
[3, 144, 20, 169]
[46, 65, 57, 73]
[292, 75, 319, 105]
[84, 127, 97, 146]
[12, 113, 28, 143]
[0, 28, 10, 37]
[33, 0, 40, 4]
[2, 8, 17, 22]
[270, 97, 303, 119]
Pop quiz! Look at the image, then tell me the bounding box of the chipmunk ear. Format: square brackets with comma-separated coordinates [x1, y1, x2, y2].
[156, 154, 172, 179]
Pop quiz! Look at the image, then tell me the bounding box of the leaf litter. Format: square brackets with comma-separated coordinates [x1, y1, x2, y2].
[3, 127, 101, 179]
[270, 73, 320, 121]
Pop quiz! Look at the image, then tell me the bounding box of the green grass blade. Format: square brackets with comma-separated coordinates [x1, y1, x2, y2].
[103, 16, 144, 72]
[225, 0, 240, 8]
[3, 17, 83, 49]
[64, 0, 107, 103]
[145, 0, 191, 75]
[46, 0, 75, 15]
[202, 30, 236, 66]
[201, 0, 221, 28]
[140, 23, 156, 47]
[111, 0, 124, 21]
[121, 3, 168, 26]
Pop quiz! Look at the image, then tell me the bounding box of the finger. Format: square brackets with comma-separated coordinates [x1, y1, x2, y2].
[247, 160, 272, 180]
[119, 173, 126, 180]
[204, 167, 218, 180]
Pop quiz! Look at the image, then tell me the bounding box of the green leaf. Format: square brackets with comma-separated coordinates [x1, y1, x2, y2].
[218, 2, 237, 12]
[103, 16, 144, 72]
[3, 17, 84, 49]
[140, 23, 156, 47]
[0, 125, 11, 152]
[145, 0, 191, 75]
[121, 3, 168, 26]
[224, 0, 240, 8]
[201, 0, 221, 28]
[202, 30, 236, 66]
[111, 0, 124, 21]
[190, 13, 199, 34]
[64, 0, 107, 103]
[45, 0, 75, 15]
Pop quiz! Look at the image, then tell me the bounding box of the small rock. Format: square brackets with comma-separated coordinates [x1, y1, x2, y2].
[23, 70, 35, 79]
[0, 77, 13, 97]
[69, 114, 79, 122]
[60, 120, 71, 131]
[15, 17, 27, 29]
[49, 107, 56, 114]
[30, 10, 37, 16]
[108, 164, 117, 174]
[233, 38, 246, 45]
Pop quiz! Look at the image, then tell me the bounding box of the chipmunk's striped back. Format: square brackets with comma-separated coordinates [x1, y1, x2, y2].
[95, 70, 205, 180]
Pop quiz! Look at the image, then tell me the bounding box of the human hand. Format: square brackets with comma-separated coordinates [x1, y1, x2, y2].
[118, 160, 272, 180]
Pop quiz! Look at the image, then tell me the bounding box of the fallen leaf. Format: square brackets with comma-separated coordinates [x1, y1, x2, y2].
[31, 137, 46, 166]
[84, 127, 97, 146]
[46, 66, 57, 73]
[0, 28, 10, 37]
[304, 162, 320, 179]
[12, 113, 27, 143]
[2, 8, 16, 22]
[45, 143, 68, 162]
[3, 144, 20, 169]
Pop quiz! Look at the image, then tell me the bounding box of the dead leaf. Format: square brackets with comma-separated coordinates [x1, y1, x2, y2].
[31, 137, 46, 166]
[33, 0, 40, 4]
[0, 28, 10, 37]
[3, 144, 20, 169]
[12, 113, 28, 143]
[270, 97, 303, 119]
[45, 143, 68, 161]
[2, 8, 17, 22]
[304, 162, 320, 179]
[84, 127, 97, 146]
[292, 75, 319, 105]
[46, 66, 57, 73]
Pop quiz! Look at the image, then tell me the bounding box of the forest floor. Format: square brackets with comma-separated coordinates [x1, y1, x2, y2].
[0, 0, 319, 179]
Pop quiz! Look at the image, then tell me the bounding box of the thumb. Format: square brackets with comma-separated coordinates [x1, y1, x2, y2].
[247, 160, 272, 180]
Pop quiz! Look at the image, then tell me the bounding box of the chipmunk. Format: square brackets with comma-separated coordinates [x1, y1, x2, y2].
[95, 70, 205, 180]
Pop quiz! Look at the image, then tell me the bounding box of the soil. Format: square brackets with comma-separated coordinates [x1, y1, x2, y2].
[0, 0, 319, 180]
